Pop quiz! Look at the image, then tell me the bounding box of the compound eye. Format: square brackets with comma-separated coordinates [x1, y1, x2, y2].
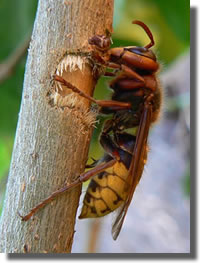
[89, 35, 111, 51]
[124, 46, 156, 61]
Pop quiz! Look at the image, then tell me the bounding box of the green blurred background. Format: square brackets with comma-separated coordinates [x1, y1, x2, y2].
[0, 0, 190, 227]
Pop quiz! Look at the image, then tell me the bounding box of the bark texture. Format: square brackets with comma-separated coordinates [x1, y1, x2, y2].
[0, 0, 113, 253]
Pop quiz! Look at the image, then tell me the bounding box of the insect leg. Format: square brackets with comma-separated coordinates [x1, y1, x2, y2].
[85, 157, 98, 168]
[110, 66, 157, 93]
[54, 75, 97, 103]
[104, 71, 117, 77]
[97, 100, 131, 110]
[120, 64, 145, 83]
[54, 75, 131, 110]
[19, 159, 117, 221]
[93, 48, 145, 82]
[90, 49, 121, 70]
[110, 74, 144, 91]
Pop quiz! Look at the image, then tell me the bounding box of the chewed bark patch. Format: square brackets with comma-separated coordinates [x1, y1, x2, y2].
[47, 55, 97, 130]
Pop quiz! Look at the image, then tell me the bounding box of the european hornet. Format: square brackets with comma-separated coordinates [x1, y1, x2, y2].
[20, 21, 161, 240]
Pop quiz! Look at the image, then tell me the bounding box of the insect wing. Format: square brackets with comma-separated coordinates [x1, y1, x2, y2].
[112, 103, 152, 240]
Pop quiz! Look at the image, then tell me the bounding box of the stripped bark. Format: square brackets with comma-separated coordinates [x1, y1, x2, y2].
[0, 0, 113, 253]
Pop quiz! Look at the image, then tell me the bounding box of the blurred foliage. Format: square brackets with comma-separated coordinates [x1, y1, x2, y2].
[0, 0, 190, 212]
[0, 0, 38, 210]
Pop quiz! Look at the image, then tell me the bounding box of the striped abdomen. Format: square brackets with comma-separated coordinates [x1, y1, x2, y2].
[79, 161, 130, 219]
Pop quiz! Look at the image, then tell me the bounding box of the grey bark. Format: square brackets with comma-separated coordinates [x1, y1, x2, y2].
[0, 0, 113, 253]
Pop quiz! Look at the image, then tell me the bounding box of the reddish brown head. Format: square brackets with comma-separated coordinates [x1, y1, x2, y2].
[88, 30, 112, 52]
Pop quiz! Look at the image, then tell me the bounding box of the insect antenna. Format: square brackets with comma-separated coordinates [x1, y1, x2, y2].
[132, 20, 155, 49]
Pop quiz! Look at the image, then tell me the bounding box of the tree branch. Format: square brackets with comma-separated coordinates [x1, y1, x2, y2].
[0, 0, 114, 253]
[0, 34, 30, 84]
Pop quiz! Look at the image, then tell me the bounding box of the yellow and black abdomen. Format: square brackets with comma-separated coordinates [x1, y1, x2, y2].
[79, 161, 130, 219]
